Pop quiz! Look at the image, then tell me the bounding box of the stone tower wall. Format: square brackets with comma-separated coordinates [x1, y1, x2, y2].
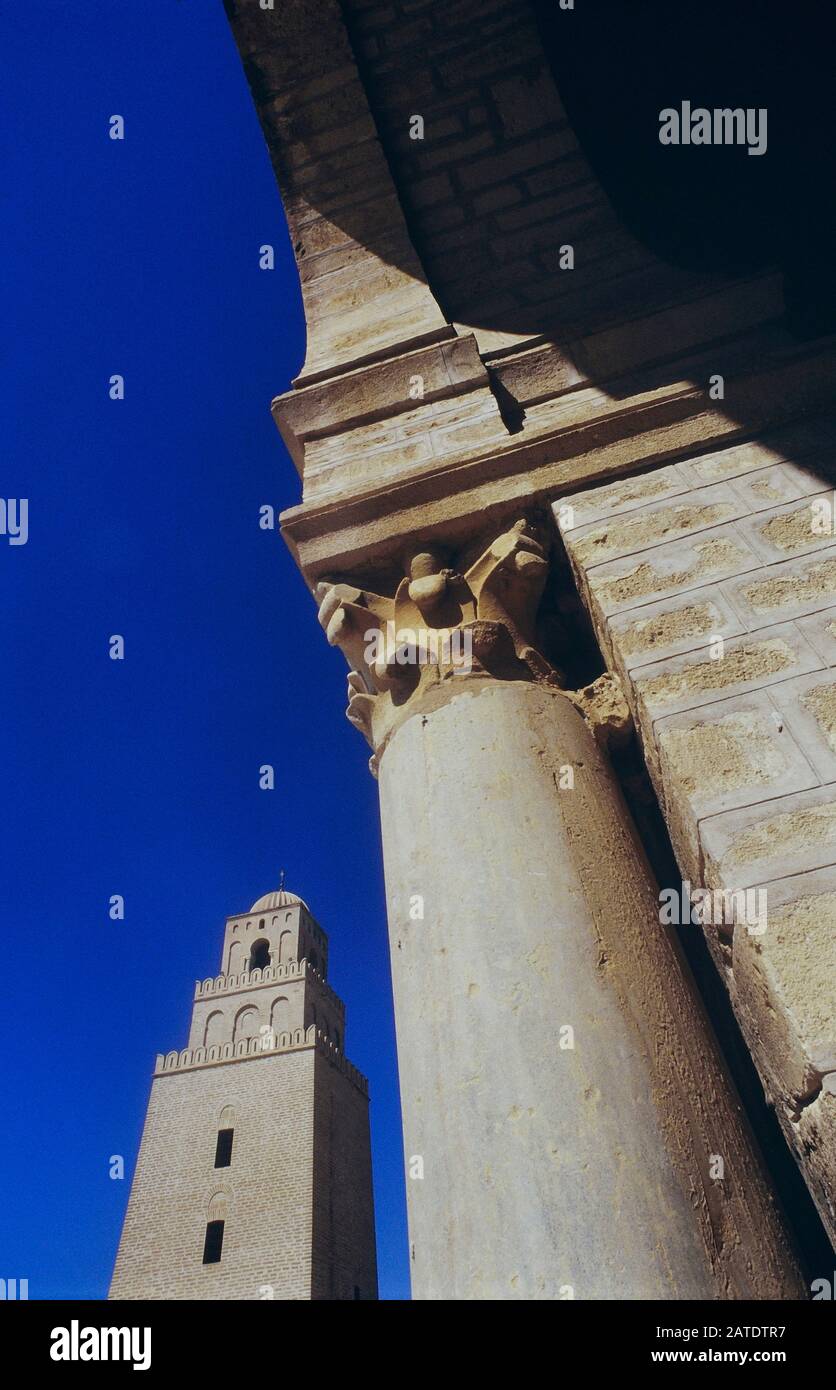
[110, 1050, 317, 1300]
[111, 884, 376, 1301]
[311, 1051, 378, 1300]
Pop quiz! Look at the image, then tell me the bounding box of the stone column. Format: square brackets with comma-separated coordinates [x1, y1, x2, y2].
[318, 519, 805, 1300]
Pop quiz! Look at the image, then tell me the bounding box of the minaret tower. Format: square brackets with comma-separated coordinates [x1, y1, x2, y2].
[109, 886, 377, 1300]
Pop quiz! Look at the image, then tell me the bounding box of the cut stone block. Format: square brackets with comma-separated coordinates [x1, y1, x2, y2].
[738, 493, 836, 564]
[796, 609, 836, 667]
[631, 623, 822, 723]
[726, 463, 824, 514]
[588, 523, 760, 618]
[767, 670, 836, 783]
[731, 866, 836, 1106]
[678, 420, 836, 488]
[607, 587, 744, 677]
[552, 463, 690, 532]
[780, 459, 834, 496]
[655, 692, 819, 883]
[702, 785, 836, 892]
[566, 483, 745, 570]
[725, 545, 836, 628]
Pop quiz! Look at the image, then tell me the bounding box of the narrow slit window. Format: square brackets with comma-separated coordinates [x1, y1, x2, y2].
[203, 1220, 224, 1265]
[214, 1128, 234, 1168]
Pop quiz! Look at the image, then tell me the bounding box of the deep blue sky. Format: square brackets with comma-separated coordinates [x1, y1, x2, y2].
[0, 0, 408, 1299]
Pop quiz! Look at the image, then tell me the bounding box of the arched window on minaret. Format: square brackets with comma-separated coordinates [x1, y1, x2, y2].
[278, 930, 292, 963]
[233, 1006, 259, 1043]
[270, 996, 289, 1036]
[248, 938, 270, 972]
[203, 1192, 227, 1265]
[203, 1011, 226, 1048]
[227, 941, 245, 975]
[214, 1107, 235, 1169]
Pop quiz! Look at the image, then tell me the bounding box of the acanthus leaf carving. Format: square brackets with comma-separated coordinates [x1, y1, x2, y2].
[315, 518, 563, 762]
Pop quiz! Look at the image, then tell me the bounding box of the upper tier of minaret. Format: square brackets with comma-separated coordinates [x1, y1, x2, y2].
[221, 886, 329, 979]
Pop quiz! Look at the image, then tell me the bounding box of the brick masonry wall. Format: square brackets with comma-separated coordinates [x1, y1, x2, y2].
[311, 1052, 378, 1300]
[110, 1050, 317, 1300]
[554, 416, 836, 1246]
[340, 0, 727, 349]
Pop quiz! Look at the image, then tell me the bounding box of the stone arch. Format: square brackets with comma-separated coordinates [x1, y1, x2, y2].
[270, 996, 290, 1035]
[233, 1006, 260, 1043]
[218, 1105, 236, 1129]
[248, 937, 271, 971]
[278, 929, 292, 963]
[203, 1011, 226, 1049]
[207, 1190, 228, 1223]
[228, 940, 245, 975]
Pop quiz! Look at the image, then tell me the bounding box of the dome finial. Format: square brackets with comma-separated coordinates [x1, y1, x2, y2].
[279, 868, 285, 892]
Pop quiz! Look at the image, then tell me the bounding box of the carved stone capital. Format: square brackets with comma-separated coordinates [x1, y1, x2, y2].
[316, 518, 563, 768]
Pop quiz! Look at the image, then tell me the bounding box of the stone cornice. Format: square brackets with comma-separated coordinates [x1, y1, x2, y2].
[154, 1027, 368, 1096]
[281, 335, 836, 584]
[194, 958, 344, 1017]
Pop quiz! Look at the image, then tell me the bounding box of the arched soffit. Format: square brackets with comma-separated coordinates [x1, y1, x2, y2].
[225, 0, 449, 384]
[227, 0, 836, 369]
[228, 0, 767, 368]
[532, 0, 836, 339]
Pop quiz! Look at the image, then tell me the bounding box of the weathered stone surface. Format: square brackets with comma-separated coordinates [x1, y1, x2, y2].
[225, 0, 449, 384]
[377, 679, 803, 1298]
[769, 670, 836, 783]
[555, 464, 691, 532]
[731, 867, 836, 1106]
[568, 483, 746, 569]
[677, 419, 836, 487]
[655, 693, 818, 883]
[740, 493, 836, 563]
[316, 518, 560, 762]
[797, 609, 836, 666]
[703, 785, 836, 891]
[727, 547, 836, 627]
[796, 1076, 836, 1241]
[725, 463, 824, 514]
[551, 416, 836, 1244]
[587, 525, 760, 619]
[632, 624, 821, 722]
[607, 587, 744, 672]
[273, 332, 487, 473]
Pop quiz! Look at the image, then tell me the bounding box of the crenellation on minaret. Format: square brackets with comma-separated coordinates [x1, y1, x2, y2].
[109, 884, 376, 1301]
[186, 891, 344, 1055]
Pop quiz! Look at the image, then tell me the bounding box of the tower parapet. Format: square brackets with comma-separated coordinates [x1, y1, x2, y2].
[109, 885, 376, 1301]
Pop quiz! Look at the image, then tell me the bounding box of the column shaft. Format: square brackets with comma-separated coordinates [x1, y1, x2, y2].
[378, 679, 804, 1300]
